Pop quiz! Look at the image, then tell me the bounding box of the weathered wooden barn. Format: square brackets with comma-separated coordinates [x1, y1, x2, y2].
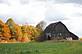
[36, 21, 79, 41]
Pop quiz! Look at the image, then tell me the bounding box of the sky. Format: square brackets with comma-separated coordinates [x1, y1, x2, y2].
[0, 0, 82, 37]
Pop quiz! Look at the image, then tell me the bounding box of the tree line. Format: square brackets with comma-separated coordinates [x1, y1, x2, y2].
[0, 18, 45, 43]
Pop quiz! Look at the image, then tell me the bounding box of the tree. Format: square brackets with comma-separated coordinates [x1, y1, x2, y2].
[21, 25, 30, 42]
[0, 19, 4, 37]
[6, 18, 31, 42]
[6, 18, 30, 42]
[25, 25, 42, 40]
[2, 24, 11, 39]
[6, 18, 17, 40]
[36, 21, 46, 31]
[14, 24, 23, 42]
[0, 19, 11, 41]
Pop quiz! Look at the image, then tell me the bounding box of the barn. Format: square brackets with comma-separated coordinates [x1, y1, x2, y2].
[37, 21, 79, 41]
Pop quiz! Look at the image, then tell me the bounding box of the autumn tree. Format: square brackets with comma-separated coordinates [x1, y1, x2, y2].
[6, 18, 31, 42]
[6, 18, 17, 40]
[14, 24, 23, 42]
[21, 25, 30, 42]
[0, 19, 11, 42]
[0, 19, 4, 38]
[6, 18, 29, 42]
[2, 24, 11, 40]
[24, 25, 42, 40]
[0, 18, 44, 42]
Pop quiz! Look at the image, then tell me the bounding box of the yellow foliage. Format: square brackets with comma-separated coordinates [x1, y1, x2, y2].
[79, 38, 82, 40]
[0, 18, 43, 43]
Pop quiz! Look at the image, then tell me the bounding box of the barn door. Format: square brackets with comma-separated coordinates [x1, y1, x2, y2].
[46, 33, 51, 40]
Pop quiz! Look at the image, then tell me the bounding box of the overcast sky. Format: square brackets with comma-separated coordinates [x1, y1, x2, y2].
[0, 0, 82, 37]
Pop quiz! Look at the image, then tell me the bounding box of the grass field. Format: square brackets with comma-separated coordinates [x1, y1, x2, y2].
[0, 40, 82, 54]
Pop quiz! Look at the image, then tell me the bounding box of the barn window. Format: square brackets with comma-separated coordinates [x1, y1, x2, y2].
[59, 33, 62, 36]
[57, 33, 62, 36]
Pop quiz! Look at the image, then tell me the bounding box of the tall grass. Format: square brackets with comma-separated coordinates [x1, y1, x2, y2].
[0, 41, 82, 54]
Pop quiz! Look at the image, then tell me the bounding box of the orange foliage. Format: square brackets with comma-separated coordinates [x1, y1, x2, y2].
[0, 18, 41, 43]
[21, 36, 30, 42]
[0, 19, 11, 41]
[2, 24, 11, 38]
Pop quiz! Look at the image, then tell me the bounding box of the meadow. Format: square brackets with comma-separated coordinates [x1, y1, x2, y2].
[0, 40, 82, 54]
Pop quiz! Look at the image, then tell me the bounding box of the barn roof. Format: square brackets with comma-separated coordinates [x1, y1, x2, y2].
[44, 21, 69, 33]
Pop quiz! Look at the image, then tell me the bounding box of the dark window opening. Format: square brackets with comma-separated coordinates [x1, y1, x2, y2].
[48, 35, 51, 40]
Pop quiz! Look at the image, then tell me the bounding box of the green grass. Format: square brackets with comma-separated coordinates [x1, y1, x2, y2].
[0, 40, 82, 54]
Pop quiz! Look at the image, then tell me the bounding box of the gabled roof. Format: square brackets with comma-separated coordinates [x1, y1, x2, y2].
[44, 21, 69, 33]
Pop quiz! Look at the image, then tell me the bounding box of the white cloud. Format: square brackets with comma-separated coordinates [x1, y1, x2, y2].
[0, 0, 46, 25]
[0, 0, 82, 37]
[45, 3, 82, 37]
